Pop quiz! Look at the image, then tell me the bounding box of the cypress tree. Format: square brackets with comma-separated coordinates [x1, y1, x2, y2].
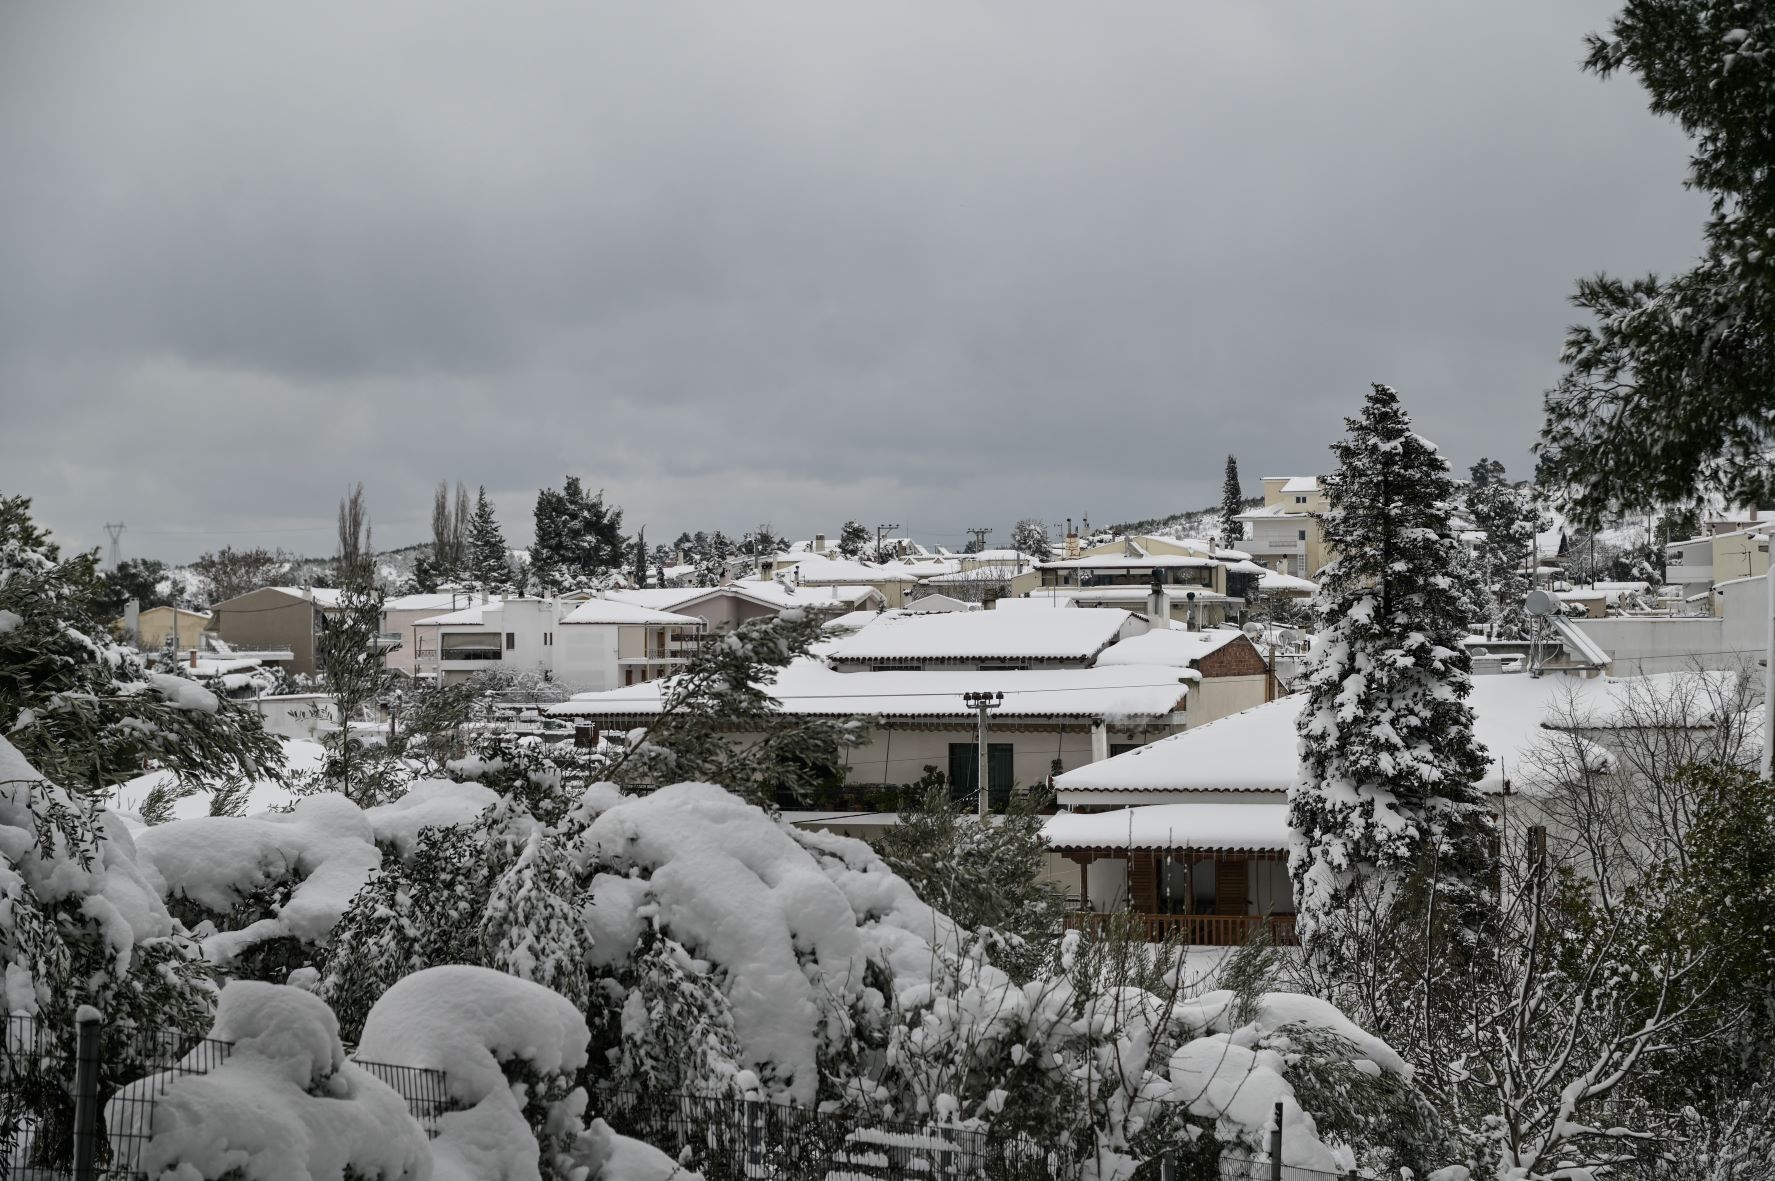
[1289, 385, 1494, 955]
[1218, 454, 1245, 546]
[632, 527, 649, 588]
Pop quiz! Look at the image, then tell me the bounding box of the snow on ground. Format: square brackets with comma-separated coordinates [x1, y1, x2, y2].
[111, 736, 326, 821]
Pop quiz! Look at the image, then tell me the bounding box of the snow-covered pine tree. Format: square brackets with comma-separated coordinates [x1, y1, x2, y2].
[1219, 454, 1245, 546]
[1466, 459, 1538, 639]
[1010, 518, 1052, 561]
[466, 485, 510, 590]
[479, 829, 590, 1010]
[631, 526, 648, 588]
[1289, 384, 1494, 956]
[0, 495, 283, 794]
[837, 520, 871, 559]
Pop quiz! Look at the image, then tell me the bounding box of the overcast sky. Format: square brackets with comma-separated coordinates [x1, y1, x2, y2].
[0, 2, 1708, 563]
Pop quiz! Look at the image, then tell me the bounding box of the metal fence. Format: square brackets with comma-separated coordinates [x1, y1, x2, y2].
[595, 1090, 1079, 1181]
[0, 1014, 451, 1180]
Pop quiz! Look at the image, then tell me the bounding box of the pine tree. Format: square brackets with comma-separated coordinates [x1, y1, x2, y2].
[837, 520, 871, 559]
[316, 573, 406, 806]
[1466, 459, 1539, 638]
[528, 477, 626, 592]
[1219, 454, 1246, 546]
[1289, 385, 1494, 954]
[693, 530, 735, 585]
[466, 486, 510, 590]
[0, 495, 283, 794]
[1536, 0, 1775, 523]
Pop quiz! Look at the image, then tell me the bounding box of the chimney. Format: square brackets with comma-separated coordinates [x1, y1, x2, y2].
[1147, 568, 1170, 629]
[1065, 518, 1081, 560]
[189, 648, 198, 668]
[814, 533, 826, 552]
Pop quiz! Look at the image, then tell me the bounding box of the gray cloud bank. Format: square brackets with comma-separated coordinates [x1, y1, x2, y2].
[0, 1, 1706, 561]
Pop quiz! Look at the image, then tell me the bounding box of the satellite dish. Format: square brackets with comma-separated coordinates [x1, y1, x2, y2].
[1524, 589, 1558, 617]
[1241, 621, 1263, 640]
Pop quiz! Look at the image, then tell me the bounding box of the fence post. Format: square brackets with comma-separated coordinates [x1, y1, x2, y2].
[1269, 1100, 1283, 1181]
[71, 1011, 102, 1181]
[1160, 1151, 1177, 1181]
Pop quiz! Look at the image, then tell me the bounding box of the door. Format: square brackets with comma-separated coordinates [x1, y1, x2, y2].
[947, 743, 1014, 805]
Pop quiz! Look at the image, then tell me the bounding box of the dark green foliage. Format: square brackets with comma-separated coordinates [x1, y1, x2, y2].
[1218, 454, 1244, 546]
[1290, 386, 1494, 955]
[1466, 459, 1539, 637]
[95, 557, 173, 617]
[465, 485, 511, 591]
[315, 576, 405, 806]
[528, 477, 626, 592]
[631, 526, 648, 587]
[190, 544, 291, 606]
[1536, 0, 1775, 524]
[0, 494, 283, 795]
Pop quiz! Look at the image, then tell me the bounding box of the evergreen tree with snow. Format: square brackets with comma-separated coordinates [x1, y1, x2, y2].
[479, 829, 590, 1011]
[0, 495, 282, 794]
[631, 527, 648, 588]
[692, 530, 735, 585]
[465, 485, 511, 590]
[1009, 518, 1052, 560]
[1289, 385, 1494, 959]
[1537, 0, 1775, 523]
[528, 477, 627, 593]
[837, 520, 871, 559]
[1218, 454, 1246, 546]
[1466, 459, 1539, 638]
[315, 572, 406, 806]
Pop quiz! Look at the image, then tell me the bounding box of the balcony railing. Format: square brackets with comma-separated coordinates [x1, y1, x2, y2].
[1062, 911, 1298, 946]
[439, 648, 504, 661]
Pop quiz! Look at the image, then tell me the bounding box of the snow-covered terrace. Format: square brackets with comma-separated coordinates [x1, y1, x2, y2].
[1043, 803, 1289, 854]
[546, 659, 1194, 723]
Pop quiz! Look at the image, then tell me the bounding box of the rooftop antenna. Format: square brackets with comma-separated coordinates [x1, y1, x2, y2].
[103, 522, 125, 569]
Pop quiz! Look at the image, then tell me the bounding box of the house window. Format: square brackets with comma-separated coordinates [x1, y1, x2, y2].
[1295, 495, 1307, 504]
[1110, 742, 1145, 756]
[505, 633, 516, 650]
[1297, 530, 1307, 541]
[947, 743, 1014, 807]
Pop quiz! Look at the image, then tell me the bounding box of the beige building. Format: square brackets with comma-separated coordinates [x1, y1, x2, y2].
[114, 605, 212, 655]
[1235, 476, 1330, 580]
[206, 586, 342, 676]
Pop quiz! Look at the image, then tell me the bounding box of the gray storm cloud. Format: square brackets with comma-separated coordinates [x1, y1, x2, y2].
[0, 1, 1706, 560]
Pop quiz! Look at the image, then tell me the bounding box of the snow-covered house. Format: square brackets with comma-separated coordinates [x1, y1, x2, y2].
[1042, 672, 1735, 944]
[1031, 549, 1243, 628]
[548, 658, 1196, 803]
[411, 596, 706, 690]
[1235, 476, 1328, 580]
[381, 592, 483, 677]
[752, 552, 925, 607]
[207, 586, 345, 676]
[113, 604, 213, 656]
[824, 607, 1145, 672]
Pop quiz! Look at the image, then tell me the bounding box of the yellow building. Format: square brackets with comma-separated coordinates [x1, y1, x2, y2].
[1234, 476, 1329, 579]
[113, 605, 212, 654]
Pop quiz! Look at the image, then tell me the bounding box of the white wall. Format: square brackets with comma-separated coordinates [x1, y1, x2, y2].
[1187, 675, 1267, 727]
[556, 623, 623, 692]
[1575, 602, 1762, 676]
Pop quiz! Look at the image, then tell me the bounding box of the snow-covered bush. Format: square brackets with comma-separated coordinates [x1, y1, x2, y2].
[446, 731, 609, 828]
[0, 737, 216, 1169]
[109, 982, 430, 1181]
[357, 966, 686, 1181]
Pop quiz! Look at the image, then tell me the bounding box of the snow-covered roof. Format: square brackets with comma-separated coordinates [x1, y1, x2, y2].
[1258, 570, 1318, 594]
[1054, 673, 1724, 798]
[776, 555, 922, 583]
[559, 599, 703, 626]
[730, 579, 887, 609]
[383, 593, 472, 613]
[822, 609, 888, 634]
[1037, 554, 1218, 570]
[1095, 628, 1259, 669]
[825, 607, 1138, 664]
[1235, 504, 1310, 521]
[919, 565, 1031, 585]
[262, 587, 345, 608]
[414, 603, 495, 626]
[1042, 803, 1290, 852]
[1275, 476, 1321, 494]
[548, 658, 1193, 722]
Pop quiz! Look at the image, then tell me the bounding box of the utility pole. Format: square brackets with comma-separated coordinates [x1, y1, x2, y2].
[875, 522, 900, 561]
[103, 522, 125, 569]
[1762, 533, 1774, 780]
[965, 526, 992, 554]
[962, 690, 1003, 818]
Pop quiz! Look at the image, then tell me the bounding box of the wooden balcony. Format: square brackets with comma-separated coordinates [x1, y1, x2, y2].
[1063, 911, 1298, 947]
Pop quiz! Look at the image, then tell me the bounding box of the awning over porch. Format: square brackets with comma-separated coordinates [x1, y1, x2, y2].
[1041, 802, 1289, 854]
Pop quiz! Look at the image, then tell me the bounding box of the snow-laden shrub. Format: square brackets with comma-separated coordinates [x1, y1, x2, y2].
[0, 737, 216, 1170]
[135, 779, 496, 981]
[109, 982, 429, 1181]
[356, 965, 687, 1181]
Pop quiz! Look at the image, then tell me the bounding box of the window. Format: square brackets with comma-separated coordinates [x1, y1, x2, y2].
[505, 633, 516, 650]
[948, 743, 1014, 807]
[1109, 742, 1145, 756]
[1297, 530, 1307, 541]
[1295, 495, 1307, 504]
